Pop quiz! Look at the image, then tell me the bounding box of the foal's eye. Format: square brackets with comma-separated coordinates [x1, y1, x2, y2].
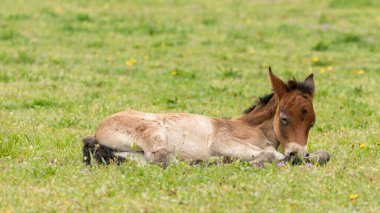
[281, 117, 289, 125]
[280, 113, 289, 125]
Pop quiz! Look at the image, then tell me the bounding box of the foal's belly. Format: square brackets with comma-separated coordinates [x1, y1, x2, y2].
[165, 134, 213, 161]
[162, 114, 214, 161]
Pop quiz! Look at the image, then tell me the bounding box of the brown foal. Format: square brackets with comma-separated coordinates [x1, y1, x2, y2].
[83, 68, 315, 166]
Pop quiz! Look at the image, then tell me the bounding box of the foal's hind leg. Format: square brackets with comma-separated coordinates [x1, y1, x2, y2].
[113, 151, 147, 166]
[144, 148, 172, 167]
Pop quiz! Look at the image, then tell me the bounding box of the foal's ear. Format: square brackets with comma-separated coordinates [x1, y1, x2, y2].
[268, 67, 288, 99]
[303, 74, 315, 98]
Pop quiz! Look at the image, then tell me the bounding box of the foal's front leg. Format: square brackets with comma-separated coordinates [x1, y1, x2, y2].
[263, 146, 285, 160]
[249, 152, 278, 167]
[210, 139, 266, 161]
[211, 139, 285, 167]
[249, 147, 285, 167]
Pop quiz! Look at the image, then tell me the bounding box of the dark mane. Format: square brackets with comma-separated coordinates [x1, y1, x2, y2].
[286, 79, 313, 95]
[243, 93, 274, 114]
[243, 78, 312, 114]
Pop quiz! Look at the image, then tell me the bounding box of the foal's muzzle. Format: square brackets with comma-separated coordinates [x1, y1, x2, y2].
[284, 143, 308, 162]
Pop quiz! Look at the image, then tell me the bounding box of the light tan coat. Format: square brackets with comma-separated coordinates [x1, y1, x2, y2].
[95, 109, 284, 165]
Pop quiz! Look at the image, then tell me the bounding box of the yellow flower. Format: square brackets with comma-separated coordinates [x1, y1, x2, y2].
[319, 68, 326, 74]
[349, 194, 359, 201]
[247, 47, 255, 55]
[353, 69, 365, 75]
[312, 56, 319, 63]
[171, 71, 177, 76]
[327, 66, 333, 70]
[359, 143, 366, 148]
[55, 7, 63, 14]
[125, 58, 137, 67]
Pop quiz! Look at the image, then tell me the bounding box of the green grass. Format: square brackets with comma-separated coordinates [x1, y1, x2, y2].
[1, 0, 380, 212]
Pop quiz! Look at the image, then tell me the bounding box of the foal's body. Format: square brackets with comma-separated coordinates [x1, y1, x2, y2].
[84, 70, 316, 166]
[95, 109, 284, 164]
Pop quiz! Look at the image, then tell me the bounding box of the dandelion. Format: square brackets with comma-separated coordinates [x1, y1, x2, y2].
[359, 143, 366, 148]
[349, 194, 359, 201]
[312, 56, 319, 63]
[171, 71, 177, 76]
[319, 68, 326, 74]
[353, 69, 365, 75]
[327, 66, 333, 70]
[125, 58, 137, 67]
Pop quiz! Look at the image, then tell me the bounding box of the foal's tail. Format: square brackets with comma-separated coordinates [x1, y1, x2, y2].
[82, 136, 124, 165]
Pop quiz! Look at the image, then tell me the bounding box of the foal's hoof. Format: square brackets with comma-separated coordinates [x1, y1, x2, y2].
[250, 152, 277, 168]
[305, 150, 331, 166]
[148, 148, 171, 168]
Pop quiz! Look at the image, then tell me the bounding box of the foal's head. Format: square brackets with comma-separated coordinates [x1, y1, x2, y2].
[269, 68, 315, 159]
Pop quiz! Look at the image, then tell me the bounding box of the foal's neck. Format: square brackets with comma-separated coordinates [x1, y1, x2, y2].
[236, 95, 278, 125]
[235, 94, 280, 147]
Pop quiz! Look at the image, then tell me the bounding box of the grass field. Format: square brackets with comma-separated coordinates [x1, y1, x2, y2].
[1, 0, 380, 212]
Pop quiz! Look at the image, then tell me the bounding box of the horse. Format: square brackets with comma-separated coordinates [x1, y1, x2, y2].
[82, 68, 316, 167]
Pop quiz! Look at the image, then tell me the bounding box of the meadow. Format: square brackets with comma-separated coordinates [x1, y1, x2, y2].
[0, 0, 379, 212]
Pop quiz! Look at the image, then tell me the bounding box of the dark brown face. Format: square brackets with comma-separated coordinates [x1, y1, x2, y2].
[268, 69, 315, 158]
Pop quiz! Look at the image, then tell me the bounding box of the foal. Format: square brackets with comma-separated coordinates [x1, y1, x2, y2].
[83, 69, 315, 166]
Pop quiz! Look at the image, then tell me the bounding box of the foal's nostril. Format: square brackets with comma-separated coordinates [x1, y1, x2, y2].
[289, 151, 296, 157]
[305, 153, 310, 158]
